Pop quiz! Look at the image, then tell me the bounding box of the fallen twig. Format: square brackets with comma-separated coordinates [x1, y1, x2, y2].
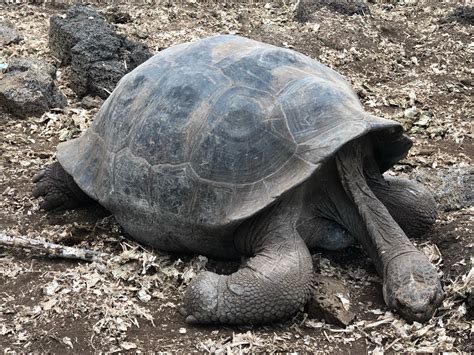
[0, 232, 110, 262]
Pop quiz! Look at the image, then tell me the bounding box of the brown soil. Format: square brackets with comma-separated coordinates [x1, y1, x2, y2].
[1, 1, 472, 353]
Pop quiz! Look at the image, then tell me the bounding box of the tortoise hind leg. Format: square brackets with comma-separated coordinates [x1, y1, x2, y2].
[32, 162, 94, 211]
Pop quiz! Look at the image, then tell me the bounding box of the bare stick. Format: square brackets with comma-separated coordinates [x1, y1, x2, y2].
[0, 232, 110, 262]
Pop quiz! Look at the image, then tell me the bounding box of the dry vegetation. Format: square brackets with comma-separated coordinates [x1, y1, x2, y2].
[1, 1, 472, 352]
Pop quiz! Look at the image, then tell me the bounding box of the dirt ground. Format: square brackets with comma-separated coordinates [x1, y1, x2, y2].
[0, 1, 472, 353]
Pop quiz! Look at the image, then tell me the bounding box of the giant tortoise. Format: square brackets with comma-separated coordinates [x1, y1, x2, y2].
[33, 35, 443, 324]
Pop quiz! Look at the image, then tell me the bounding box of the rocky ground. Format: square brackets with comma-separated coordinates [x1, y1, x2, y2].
[0, 1, 472, 353]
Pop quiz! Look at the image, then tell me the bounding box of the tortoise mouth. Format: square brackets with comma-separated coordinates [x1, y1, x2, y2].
[382, 263, 444, 323]
[392, 298, 438, 323]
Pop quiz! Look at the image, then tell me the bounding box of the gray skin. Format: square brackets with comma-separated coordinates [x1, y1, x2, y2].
[32, 35, 443, 324]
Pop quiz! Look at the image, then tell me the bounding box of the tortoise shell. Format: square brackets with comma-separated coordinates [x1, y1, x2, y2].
[57, 35, 410, 252]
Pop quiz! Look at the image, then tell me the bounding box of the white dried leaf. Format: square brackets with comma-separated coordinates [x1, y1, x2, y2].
[120, 342, 137, 350]
[1, 325, 13, 336]
[31, 305, 42, 315]
[181, 268, 196, 285]
[60, 288, 71, 294]
[304, 319, 325, 329]
[404, 106, 418, 119]
[85, 273, 102, 289]
[43, 280, 60, 295]
[311, 23, 320, 32]
[41, 298, 58, 311]
[368, 309, 384, 315]
[62, 337, 73, 349]
[116, 318, 129, 332]
[364, 318, 392, 329]
[371, 346, 384, 355]
[137, 289, 151, 303]
[413, 323, 434, 338]
[58, 129, 70, 141]
[421, 243, 442, 264]
[456, 303, 467, 316]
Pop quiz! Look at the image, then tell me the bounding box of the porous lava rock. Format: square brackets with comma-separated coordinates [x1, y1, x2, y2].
[446, 6, 474, 25]
[0, 20, 23, 46]
[0, 58, 66, 118]
[415, 166, 473, 212]
[49, 5, 151, 99]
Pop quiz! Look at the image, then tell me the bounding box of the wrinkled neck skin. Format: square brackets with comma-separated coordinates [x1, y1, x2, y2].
[300, 137, 413, 276]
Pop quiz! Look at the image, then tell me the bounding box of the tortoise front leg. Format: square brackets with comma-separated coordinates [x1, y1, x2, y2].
[302, 177, 436, 251]
[183, 190, 314, 324]
[303, 176, 437, 250]
[370, 176, 437, 238]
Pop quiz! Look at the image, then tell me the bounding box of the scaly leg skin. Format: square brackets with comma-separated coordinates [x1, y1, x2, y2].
[336, 139, 443, 323]
[371, 176, 437, 238]
[32, 162, 94, 211]
[183, 189, 314, 324]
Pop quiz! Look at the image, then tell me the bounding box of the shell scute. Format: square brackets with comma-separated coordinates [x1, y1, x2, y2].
[190, 85, 295, 185]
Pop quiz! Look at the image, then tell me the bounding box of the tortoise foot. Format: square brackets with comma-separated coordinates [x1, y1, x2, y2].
[183, 271, 221, 324]
[32, 162, 93, 211]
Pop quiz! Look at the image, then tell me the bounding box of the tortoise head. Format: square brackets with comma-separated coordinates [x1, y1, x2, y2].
[383, 251, 444, 323]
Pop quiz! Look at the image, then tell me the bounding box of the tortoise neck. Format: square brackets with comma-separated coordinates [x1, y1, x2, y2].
[334, 138, 418, 276]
